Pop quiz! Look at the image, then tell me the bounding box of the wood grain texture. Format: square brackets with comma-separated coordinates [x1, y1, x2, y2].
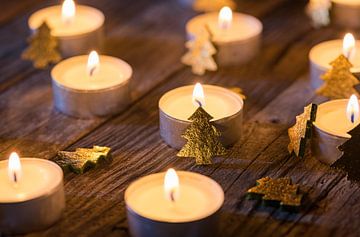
[0, 0, 358, 236]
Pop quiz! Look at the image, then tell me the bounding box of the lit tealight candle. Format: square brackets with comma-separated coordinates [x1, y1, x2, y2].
[159, 83, 244, 149]
[28, 0, 105, 57]
[51, 51, 132, 119]
[332, 0, 360, 28]
[218, 6, 233, 29]
[186, 6, 262, 66]
[312, 95, 360, 164]
[309, 33, 360, 88]
[0, 153, 65, 234]
[125, 169, 224, 237]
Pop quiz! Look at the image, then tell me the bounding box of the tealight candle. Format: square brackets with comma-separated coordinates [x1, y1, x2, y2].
[51, 51, 132, 119]
[28, 0, 105, 57]
[309, 33, 360, 89]
[159, 83, 244, 149]
[331, 0, 360, 28]
[0, 153, 65, 234]
[312, 95, 360, 164]
[186, 6, 262, 67]
[125, 169, 224, 237]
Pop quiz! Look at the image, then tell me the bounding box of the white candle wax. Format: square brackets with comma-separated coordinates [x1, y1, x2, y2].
[28, 5, 104, 38]
[159, 85, 243, 121]
[51, 54, 132, 118]
[125, 171, 224, 223]
[186, 12, 262, 43]
[52, 55, 132, 90]
[309, 40, 360, 88]
[28, 4, 104, 57]
[0, 158, 63, 203]
[332, 0, 360, 6]
[314, 99, 360, 138]
[186, 12, 262, 66]
[309, 40, 360, 73]
[0, 157, 65, 234]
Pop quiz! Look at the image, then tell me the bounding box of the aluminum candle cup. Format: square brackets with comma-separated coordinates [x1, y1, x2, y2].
[0, 157, 65, 234]
[312, 99, 360, 165]
[186, 10, 262, 67]
[125, 171, 224, 237]
[159, 85, 244, 150]
[51, 54, 132, 119]
[309, 39, 360, 89]
[331, 0, 360, 28]
[28, 3, 104, 57]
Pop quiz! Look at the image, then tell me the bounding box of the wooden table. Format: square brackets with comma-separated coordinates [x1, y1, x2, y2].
[1, 0, 359, 236]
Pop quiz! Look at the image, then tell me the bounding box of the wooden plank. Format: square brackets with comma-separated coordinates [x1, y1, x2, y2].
[22, 1, 335, 235]
[0, 0, 191, 160]
[0, 0, 291, 159]
[3, 1, 356, 237]
[0, 0, 161, 92]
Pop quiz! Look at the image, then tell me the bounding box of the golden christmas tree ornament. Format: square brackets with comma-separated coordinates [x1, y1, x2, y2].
[22, 22, 62, 69]
[54, 146, 112, 174]
[331, 124, 360, 182]
[181, 28, 217, 76]
[288, 104, 318, 158]
[177, 105, 227, 165]
[306, 0, 331, 28]
[316, 55, 360, 99]
[247, 177, 303, 212]
[192, 0, 236, 12]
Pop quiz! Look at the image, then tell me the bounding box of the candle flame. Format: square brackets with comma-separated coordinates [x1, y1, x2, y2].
[218, 6, 232, 30]
[87, 50, 100, 77]
[343, 33, 356, 60]
[164, 168, 179, 203]
[62, 0, 76, 24]
[346, 94, 359, 124]
[192, 83, 205, 107]
[8, 152, 22, 184]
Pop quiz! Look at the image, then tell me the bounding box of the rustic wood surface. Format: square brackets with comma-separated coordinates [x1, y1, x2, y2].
[0, 0, 359, 236]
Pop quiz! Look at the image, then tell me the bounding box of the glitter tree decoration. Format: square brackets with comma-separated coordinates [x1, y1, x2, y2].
[331, 124, 360, 182]
[55, 146, 112, 174]
[247, 177, 303, 211]
[177, 105, 227, 165]
[306, 0, 331, 28]
[316, 55, 360, 99]
[22, 22, 62, 69]
[181, 28, 217, 76]
[288, 104, 318, 158]
[192, 0, 236, 12]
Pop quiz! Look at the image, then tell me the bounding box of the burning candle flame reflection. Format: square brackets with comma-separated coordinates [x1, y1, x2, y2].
[218, 6, 232, 30]
[192, 83, 205, 107]
[8, 152, 22, 184]
[87, 50, 100, 77]
[343, 33, 356, 60]
[164, 168, 179, 203]
[346, 94, 359, 124]
[62, 0, 76, 24]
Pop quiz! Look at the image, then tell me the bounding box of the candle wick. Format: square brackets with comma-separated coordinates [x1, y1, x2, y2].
[170, 190, 175, 203]
[351, 112, 355, 124]
[195, 99, 202, 107]
[89, 66, 96, 77]
[13, 172, 17, 183]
